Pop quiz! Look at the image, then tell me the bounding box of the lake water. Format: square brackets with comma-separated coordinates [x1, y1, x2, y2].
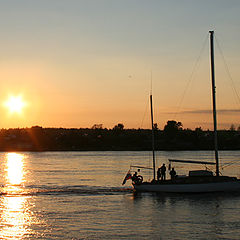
[0, 151, 240, 239]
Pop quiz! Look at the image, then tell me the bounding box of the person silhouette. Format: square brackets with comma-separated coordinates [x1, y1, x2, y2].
[160, 164, 166, 181]
[157, 167, 161, 181]
[170, 167, 176, 181]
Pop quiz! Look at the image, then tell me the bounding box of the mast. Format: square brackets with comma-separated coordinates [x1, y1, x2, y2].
[150, 94, 156, 180]
[209, 30, 219, 176]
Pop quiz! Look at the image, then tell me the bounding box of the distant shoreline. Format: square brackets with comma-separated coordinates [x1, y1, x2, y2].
[0, 126, 240, 151]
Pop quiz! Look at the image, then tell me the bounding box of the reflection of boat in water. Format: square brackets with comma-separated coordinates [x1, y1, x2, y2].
[123, 31, 240, 193]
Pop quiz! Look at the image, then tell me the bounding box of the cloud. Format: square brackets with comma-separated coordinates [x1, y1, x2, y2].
[178, 109, 240, 115]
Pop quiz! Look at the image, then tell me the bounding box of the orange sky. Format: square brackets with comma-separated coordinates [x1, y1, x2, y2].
[0, 1, 239, 130]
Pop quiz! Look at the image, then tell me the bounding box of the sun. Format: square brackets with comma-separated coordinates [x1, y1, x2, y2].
[4, 95, 26, 114]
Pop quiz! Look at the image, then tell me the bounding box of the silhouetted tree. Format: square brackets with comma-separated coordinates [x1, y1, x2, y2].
[195, 127, 203, 133]
[91, 124, 103, 130]
[230, 124, 235, 131]
[163, 120, 182, 140]
[113, 123, 124, 131]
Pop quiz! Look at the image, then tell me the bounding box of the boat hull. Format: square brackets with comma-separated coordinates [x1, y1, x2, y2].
[134, 180, 240, 193]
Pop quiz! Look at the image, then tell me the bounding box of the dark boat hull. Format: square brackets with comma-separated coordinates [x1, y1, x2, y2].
[133, 177, 240, 193]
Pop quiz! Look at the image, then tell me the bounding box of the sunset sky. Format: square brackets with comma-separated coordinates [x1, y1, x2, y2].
[0, 0, 239, 130]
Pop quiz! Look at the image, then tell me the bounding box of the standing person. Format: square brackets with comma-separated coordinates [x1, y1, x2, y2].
[160, 164, 166, 181]
[157, 167, 161, 181]
[170, 167, 176, 181]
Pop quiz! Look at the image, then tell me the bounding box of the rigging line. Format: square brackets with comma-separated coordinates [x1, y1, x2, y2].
[140, 96, 149, 129]
[215, 36, 240, 107]
[173, 34, 209, 120]
[141, 72, 153, 129]
[221, 160, 240, 169]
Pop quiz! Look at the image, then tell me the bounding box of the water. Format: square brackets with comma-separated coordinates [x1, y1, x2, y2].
[0, 151, 240, 239]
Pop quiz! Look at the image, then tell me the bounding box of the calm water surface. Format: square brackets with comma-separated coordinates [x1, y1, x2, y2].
[0, 151, 240, 239]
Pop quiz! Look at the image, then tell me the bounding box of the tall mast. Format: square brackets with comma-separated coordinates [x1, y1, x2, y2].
[150, 94, 156, 180]
[209, 30, 219, 176]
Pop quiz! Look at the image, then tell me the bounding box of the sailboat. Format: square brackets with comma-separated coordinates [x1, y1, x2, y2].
[126, 31, 240, 193]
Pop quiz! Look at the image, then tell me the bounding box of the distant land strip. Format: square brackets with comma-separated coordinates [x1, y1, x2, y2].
[0, 123, 240, 151]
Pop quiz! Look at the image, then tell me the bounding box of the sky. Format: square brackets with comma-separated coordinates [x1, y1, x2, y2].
[0, 0, 239, 130]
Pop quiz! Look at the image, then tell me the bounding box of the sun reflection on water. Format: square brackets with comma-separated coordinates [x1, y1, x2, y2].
[0, 153, 36, 239]
[0, 196, 32, 239]
[6, 152, 25, 186]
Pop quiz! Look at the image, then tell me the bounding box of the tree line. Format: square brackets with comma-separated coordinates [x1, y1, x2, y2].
[0, 121, 240, 151]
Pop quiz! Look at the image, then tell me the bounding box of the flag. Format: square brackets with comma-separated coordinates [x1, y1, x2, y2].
[122, 170, 132, 185]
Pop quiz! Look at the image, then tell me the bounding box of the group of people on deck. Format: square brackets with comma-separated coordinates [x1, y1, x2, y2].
[157, 164, 176, 181]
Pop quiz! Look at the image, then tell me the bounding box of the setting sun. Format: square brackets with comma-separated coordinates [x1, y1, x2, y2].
[4, 95, 26, 114]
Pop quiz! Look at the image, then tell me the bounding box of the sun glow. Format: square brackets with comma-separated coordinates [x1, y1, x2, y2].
[4, 95, 26, 114]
